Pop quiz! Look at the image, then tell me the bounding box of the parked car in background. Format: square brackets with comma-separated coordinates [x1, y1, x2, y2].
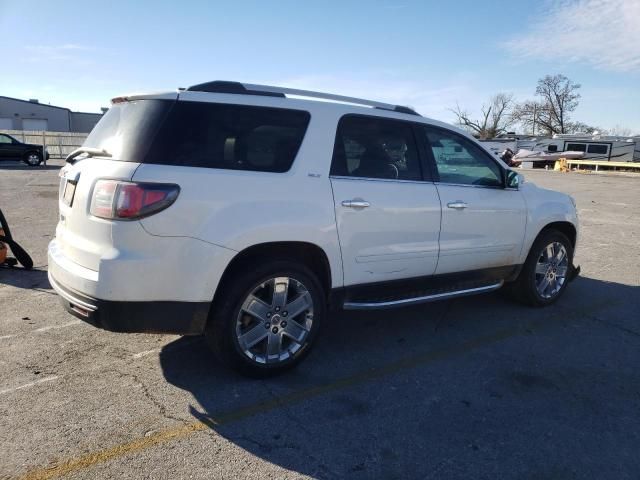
[0, 133, 49, 166]
[48, 81, 580, 377]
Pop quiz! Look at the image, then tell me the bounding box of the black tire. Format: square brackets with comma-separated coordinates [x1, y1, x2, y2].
[507, 229, 574, 307]
[205, 259, 326, 377]
[23, 151, 43, 167]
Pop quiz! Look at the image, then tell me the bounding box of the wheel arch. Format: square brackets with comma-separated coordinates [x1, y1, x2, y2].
[510, 220, 577, 282]
[537, 221, 577, 249]
[23, 149, 42, 157]
[212, 241, 333, 307]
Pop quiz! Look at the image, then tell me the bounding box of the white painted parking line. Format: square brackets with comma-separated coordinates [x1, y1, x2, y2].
[0, 320, 82, 341]
[0, 375, 59, 396]
[34, 320, 82, 333]
[131, 337, 201, 359]
[132, 348, 161, 359]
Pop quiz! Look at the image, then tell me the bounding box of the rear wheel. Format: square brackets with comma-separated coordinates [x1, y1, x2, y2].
[507, 229, 574, 307]
[23, 151, 42, 167]
[206, 260, 325, 377]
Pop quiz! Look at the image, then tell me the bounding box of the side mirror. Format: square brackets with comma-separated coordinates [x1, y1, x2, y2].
[506, 170, 523, 189]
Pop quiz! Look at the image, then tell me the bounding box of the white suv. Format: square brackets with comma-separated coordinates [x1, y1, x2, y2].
[48, 81, 579, 376]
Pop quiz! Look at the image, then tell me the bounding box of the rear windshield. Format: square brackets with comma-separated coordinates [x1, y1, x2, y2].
[83, 99, 172, 161]
[85, 99, 311, 173]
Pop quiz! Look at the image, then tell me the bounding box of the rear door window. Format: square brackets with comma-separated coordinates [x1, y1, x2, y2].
[145, 102, 310, 172]
[330, 115, 422, 181]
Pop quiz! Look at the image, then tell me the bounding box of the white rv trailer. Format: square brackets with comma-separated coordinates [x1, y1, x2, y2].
[517, 133, 638, 162]
[479, 134, 538, 158]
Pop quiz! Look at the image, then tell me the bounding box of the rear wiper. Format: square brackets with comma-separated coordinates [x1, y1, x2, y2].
[66, 147, 112, 164]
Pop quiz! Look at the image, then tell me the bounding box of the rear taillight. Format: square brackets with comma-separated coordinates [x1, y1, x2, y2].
[90, 180, 179, 220]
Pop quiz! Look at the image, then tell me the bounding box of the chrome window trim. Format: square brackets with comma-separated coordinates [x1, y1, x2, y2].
[329, 176, 518, 190]
[329, 175, 433, 185]
[434, 181, 505, 190]
[329, 175, 519, 192]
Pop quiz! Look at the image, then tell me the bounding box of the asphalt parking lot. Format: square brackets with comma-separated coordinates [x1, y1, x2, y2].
[1, 160, 639, 479]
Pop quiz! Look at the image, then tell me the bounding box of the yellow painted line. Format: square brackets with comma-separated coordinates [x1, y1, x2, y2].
[18, 303, 605, 480]
[15, 327, 528, 480]
[19, 422, 208, 480]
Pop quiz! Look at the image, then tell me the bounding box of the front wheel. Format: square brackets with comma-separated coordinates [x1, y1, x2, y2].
[507, 229, 574, 307]
[206, 260, 325, 377]
[23, 151, 43, 167]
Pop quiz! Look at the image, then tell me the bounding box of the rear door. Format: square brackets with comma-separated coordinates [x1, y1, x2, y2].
[420, 125, 526, 274]
[330, 115, 441, 287]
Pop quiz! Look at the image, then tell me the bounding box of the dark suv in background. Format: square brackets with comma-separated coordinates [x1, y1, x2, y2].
[0, 133, 49, 166]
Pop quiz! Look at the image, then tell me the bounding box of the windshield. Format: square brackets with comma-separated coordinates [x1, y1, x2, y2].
[83, 99, 173, 161]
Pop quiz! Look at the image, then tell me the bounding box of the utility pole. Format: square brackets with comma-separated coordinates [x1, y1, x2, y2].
[532, 104, 537, 135]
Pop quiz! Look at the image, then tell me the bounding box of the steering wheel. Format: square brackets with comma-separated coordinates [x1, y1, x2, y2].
[386, 163, 399, 179]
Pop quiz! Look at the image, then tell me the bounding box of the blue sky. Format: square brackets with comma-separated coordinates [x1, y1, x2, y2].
[1, 0, 638, 133]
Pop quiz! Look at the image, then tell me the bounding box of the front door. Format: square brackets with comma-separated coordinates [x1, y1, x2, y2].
[421, 125, 527, 274]
[330, 115, 441, 287]
[0, 134, 20, 159]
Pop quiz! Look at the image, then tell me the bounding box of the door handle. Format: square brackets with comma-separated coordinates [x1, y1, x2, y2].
[447, 201, 468, 210]
[342, 199, 371, 209]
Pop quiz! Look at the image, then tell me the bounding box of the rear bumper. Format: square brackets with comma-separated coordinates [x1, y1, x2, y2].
[49, 272, 209, 334]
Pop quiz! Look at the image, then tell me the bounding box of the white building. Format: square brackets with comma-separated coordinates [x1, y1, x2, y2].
[0, 96, 105, 133]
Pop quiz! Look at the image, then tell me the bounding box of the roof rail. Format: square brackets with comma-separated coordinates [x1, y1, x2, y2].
[186, 81, 420, 116]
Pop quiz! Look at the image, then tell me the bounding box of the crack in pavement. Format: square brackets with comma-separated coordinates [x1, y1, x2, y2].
[557, 301, 640, 339]
[112, 369, 186, 425]
[16, 300, 624, 480]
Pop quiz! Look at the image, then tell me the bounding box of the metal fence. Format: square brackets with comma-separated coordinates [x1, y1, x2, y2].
[0, 129, 87, 160]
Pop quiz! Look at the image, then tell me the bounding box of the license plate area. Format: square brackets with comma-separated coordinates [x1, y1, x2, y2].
[62, 180, 77, 207]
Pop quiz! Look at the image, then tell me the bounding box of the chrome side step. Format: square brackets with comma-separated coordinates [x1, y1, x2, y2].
[343, 281, 504, 310]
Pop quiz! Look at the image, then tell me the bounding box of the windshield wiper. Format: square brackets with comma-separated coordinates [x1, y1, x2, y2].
[66, 147, 112, 164]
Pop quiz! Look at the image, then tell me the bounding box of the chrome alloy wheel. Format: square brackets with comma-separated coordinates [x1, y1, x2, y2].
[235, 277, 314, 364]
[26, 153, 40, 165]
[535, 241, 569, 299]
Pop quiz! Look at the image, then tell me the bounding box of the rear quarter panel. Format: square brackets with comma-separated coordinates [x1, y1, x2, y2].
[133, 108, 344, 287]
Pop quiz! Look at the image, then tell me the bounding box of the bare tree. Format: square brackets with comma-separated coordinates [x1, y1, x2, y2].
[566, 121, 600, 135]
[606, 125, 634, 137]
[513, 74, 581, 135]
[451, 93, 515, 139]
[511, 101, 547, 135]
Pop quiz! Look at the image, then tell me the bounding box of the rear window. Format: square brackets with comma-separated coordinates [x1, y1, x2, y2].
[83, 99, 172, 161]
[145, 101, 310, 172]
[84, 100, 310, 173]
